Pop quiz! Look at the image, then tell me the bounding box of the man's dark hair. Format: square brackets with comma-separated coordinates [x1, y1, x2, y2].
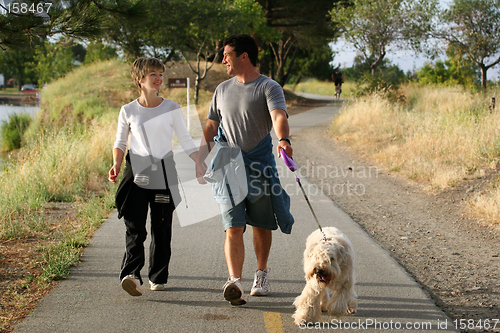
[224, 34, 259, 67]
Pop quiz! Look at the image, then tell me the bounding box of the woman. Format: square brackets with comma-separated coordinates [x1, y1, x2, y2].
[108, 57, 199, 296]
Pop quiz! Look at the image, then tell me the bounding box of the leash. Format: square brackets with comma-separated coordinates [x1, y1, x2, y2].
[280, 150, 327, 241]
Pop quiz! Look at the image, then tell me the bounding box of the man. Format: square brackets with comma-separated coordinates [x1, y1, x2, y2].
[196, 34, 294, 306]
[332, 68, 344, 99]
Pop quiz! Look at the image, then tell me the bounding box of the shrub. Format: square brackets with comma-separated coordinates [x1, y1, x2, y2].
[1, 113, 32, 151]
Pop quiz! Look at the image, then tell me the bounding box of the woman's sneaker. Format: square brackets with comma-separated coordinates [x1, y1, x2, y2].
[121, 275, 142, 296]
[223, 277, 246, 306]
[250, 268, 270, 296]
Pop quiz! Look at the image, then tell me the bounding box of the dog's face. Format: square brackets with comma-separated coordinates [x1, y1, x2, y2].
[304, 240, 347, 285]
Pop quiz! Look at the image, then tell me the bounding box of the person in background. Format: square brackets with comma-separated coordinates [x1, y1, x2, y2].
[332, 67, 344, 99]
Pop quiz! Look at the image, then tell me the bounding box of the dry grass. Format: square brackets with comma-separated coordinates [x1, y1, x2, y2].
[331, 83, 500, 224]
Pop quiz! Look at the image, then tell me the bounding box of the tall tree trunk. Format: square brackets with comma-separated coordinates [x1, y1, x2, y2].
[279, 47, 299, 87]
[213, 41, 224, 63]
[182, 39, 219, 104]
[270, 36, 296, 86]
[270, 49, 275, 80]
[17, 69, 23, 91]
[194, 75, 201, 105]
[293, 74, 302, 90]
[481, 66, 487, 91]
[258, 45, 271, 78]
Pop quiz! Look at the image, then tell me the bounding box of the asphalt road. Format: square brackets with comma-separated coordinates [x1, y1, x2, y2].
[14, 101, 456, 333]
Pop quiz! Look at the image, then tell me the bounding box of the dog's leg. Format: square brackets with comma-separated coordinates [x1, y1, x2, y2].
[320, 288, 331, 312]
[327, 280, 357, 316]
[293, 280, 322, 326]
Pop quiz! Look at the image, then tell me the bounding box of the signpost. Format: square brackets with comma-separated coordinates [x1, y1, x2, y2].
[168, 78, 191, 130]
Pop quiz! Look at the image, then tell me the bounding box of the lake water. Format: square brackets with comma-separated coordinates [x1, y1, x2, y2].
[0, 105, 40, 123]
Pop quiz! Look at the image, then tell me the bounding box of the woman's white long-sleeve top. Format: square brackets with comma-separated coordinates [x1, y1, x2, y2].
[113, 98, 198, 159]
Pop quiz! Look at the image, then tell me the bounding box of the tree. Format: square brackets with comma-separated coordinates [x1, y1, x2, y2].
[0, 46, 36, 90]
[440, 0, 500, 90]
[167, 0, 231, 104]
[256, 0, 342, 86]
[150, 0, 272, 104]
[0, 0, 145, 50]
[33, 38, 78, 86]
[102, 10, 148, 60]
[84, 40, 117, 64]
[416, 55, 478, 88]
[332, 0, 439, 75]
[289, 44, 336, 83]
[417, 61, 451, 85]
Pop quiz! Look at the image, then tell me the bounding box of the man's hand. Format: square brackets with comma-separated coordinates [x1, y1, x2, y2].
[277, 141, 292, 158]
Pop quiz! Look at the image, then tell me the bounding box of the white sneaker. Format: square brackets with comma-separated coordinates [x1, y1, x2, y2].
[149, 280, 166, 291]
[223, 277, 246, 306]
[121, 275, 142, 296]
[250, 268, 270, 296]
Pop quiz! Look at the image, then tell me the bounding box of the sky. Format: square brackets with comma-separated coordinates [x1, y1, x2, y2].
[330, 41, 434, 73]
[330, 0, 500, 80]
[331, 38, 500, 82]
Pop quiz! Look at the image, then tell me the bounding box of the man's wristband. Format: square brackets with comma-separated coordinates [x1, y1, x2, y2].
[279, 138, 291, 145]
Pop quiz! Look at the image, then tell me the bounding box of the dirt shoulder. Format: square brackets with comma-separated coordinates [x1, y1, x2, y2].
[292, 122, 500, 332]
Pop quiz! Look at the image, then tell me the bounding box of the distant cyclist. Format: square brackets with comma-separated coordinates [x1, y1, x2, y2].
[332, 68, 344, 99]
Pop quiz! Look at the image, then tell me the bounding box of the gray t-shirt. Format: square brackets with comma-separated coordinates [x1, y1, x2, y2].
[207, 75, 287, 153]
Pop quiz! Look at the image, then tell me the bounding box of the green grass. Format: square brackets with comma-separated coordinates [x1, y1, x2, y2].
[38, 194, 114, 282]
[0, 87, 26, 94]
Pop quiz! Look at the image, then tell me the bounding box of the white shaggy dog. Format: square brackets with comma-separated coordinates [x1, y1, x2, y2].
[293, 227, 357, 325]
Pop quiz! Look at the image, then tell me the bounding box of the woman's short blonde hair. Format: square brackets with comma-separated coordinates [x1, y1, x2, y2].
[131, 57, 165, 88]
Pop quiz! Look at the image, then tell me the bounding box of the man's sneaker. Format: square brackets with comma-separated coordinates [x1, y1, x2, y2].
[149, 280, 166, 291]
[121, 275, 142, 296]
[223, 277, 246, 306]
[250, 268, 270, 296]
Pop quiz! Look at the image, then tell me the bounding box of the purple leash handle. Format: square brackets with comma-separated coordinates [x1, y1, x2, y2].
[281, 150, 300, 181]
[281, 150, 298, 172]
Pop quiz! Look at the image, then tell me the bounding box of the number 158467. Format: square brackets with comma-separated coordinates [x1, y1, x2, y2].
[5, 2, 52, 14]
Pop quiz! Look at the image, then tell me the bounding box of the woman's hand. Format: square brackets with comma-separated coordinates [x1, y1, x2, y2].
[196, 161, 207, 184]
[108, 164, 121, 183]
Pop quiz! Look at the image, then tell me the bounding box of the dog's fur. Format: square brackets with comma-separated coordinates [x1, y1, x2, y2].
[293, 227, 357, 325]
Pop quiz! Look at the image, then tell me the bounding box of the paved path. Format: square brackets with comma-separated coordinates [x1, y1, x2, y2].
[14, 103, 456, 332]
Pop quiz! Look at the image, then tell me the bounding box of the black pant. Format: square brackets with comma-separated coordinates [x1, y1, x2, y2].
[119, 187, 175, 285]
